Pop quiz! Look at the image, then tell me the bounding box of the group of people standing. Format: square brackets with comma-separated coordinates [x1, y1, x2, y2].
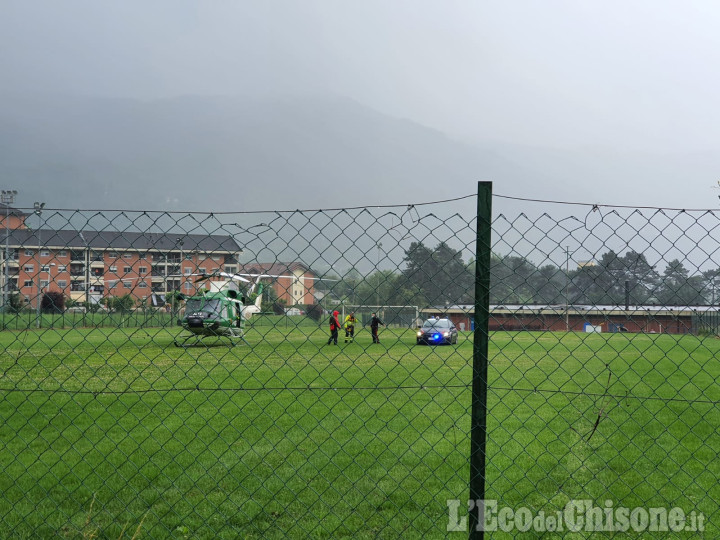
[326, 310, 384, 345]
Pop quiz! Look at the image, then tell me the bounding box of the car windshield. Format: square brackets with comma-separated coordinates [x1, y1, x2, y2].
[185, 298, 224, 317]
[422, 319, 451, 329]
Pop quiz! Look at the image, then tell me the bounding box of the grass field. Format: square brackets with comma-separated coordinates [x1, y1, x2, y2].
[0, 324, 718, 538]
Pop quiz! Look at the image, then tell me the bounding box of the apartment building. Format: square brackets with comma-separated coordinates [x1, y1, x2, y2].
[3, 228, 242, 308]
[240, 262, 316, 305]
[0, 202, 28, 230]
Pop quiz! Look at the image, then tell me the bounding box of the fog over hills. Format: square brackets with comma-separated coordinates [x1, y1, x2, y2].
[3, 92, 712, 222]
[1, 94, 518, 213]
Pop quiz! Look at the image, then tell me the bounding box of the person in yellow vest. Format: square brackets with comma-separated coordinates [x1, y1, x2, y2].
[344, 312, 357, 343]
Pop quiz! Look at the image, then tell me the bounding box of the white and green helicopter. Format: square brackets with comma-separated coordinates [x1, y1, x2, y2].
[173, 270, 319, 347]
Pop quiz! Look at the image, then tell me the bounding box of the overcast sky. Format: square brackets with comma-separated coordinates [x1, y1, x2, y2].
[3, 0, 720, 210]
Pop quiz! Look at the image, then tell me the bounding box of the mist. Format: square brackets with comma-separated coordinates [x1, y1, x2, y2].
[2, 1, 720, 212]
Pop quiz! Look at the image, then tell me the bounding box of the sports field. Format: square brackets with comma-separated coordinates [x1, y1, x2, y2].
[0, 324, 718, 538]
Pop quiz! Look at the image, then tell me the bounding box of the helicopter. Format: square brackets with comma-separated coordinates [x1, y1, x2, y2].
[173, 270, 321, 347]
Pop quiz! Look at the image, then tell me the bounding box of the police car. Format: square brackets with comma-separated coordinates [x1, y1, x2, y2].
[416, 317, 458, 345]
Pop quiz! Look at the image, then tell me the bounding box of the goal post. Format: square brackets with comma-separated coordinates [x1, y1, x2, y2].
[340, 305, 420, 329]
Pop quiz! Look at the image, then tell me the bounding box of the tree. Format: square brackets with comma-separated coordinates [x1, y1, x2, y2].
[105, 294, 135, 313]
[701, 268, 720, 305]
[491, 254, 538, 304]
[530, 264, 567, 304]
[272, 299, 287, 315]
[41, 291, 65, 314]
[619, 251, 660, 305]
[569, 250, 660, 306]
[657, 259, 705, 306]
[305, 303, 324, 322]
[401, 241, 473, 305]
[8, 292, 24, 313]
[355, 270, 401, 306]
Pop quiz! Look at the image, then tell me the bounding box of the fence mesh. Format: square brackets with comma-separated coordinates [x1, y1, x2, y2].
[0, 189, 718, 537]
[0, 199, 476, 539]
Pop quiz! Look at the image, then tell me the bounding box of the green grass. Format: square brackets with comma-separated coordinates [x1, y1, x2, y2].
[0, 325, 719, 538]
[0, 311, 318, 331]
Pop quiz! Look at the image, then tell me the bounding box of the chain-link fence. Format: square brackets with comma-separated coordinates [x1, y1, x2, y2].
[1, 185, 718, 538]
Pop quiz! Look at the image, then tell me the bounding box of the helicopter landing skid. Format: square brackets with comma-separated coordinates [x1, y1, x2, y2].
[173, 332, 249, 348]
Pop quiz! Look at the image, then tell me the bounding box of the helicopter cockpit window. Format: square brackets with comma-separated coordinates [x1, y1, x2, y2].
[185, 298, 224, 317]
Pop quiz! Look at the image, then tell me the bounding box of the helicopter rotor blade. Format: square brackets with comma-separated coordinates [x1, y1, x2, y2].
[235, 273, 338, 281]
[191, 271, 251, 284]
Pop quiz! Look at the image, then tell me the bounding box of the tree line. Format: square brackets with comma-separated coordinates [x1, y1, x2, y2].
[319, 244, 719, 308]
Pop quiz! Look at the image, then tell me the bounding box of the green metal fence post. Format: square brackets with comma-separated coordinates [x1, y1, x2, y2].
[469, 181, 492, 539]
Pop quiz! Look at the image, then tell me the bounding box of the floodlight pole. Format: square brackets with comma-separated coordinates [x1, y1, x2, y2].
[376, 241, 382, 308]
[34, 202, 45, 328]
[565, 246, 570, 331]
[1, 190, 18, 312]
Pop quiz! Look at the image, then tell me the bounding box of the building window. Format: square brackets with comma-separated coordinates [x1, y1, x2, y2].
[108, 281, 118, 289]
[23, 280, 33, 288]
[23, 265, 34, 273]
[199, 268, 207, 275]
[138, 282, 148, 289]
[40, 280, 49, 288]
[40, 265, 51, 272]
[58, 265, 67, 273]
[225, 266, 237, 274]
[184, 282, 192, 291]
[109, 266, 117, 273]
[139, 267, 147, 274]
[184, 267, 191, 275]
[24, 250, 34, 256]
[58, 250, 67, 257]
[57, 280, 67, 288]
[123, 281, 132, 288]
[40, 250, 50, 257]
[108, 251, 118, 259]
[124, 266, 132, 274]
[123, 253, 132, 259]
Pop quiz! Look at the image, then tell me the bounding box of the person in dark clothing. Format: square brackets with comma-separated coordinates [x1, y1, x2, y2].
[370, 312, 384, 343]
[327, 310, 341, 345]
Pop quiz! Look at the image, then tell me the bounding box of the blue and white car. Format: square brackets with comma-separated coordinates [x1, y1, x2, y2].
[416, 317, 458, 345]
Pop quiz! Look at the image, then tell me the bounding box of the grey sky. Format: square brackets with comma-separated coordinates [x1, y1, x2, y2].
[2, 1, 720, 209]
